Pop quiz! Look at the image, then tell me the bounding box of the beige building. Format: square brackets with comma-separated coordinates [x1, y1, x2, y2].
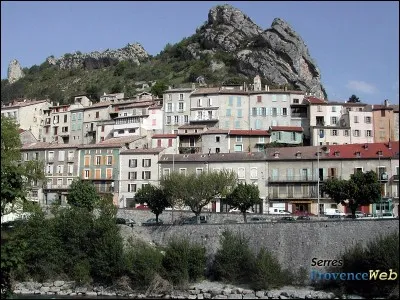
[163, 87, 195, 133]
[372, 101, 395, 143]
[1, 99, 51, 141]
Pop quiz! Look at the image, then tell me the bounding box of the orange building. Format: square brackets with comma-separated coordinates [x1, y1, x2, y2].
[372, 100, 395, 143]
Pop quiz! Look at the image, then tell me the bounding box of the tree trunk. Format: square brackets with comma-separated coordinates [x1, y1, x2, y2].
[243, 212, 247, 223]
[156, 214, 159, 223]
[349, 200, 357, 219]
[196, 212, 201, 224]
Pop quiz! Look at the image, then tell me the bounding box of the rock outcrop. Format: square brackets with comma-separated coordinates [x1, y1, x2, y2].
[47, 42, 149, 70]
[7, 59, 24, 84]
[189, 4, 326, 98]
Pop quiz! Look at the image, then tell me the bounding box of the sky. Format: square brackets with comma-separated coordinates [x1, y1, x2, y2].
[1, 1, 399, 105]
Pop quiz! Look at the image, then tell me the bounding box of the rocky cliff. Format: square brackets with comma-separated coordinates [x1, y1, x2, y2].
[7, 59, 24, 84]
[47, 42, 149, 70]
[189, 5, 326, 98]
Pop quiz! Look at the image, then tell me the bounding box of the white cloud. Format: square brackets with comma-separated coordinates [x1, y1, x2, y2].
[346, 80, 377, 94]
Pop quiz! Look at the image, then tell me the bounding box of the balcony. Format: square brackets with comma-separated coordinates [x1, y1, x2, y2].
[179, 147, 201, 154]
[269, 192, 324, 200]
[43, 184, 70, 190]
[268, 175, 338, 182]
[114, 122, 140, 131]
[190, 117, 218, 123]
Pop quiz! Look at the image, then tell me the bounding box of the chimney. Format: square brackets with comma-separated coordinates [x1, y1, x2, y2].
[384, 99, 389, 107]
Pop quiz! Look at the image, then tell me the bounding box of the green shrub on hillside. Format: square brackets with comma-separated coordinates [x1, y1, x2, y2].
[162, 238, 206, 287]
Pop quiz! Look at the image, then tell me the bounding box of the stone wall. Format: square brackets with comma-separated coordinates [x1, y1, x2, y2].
[117, 209, 399, 273]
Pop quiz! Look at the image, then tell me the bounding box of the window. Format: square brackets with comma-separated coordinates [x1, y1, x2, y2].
[78, 112, 82, 120]
[72, 113, 76, 121]
[128, 184, 137, 193]
[252, 108, 257, 116]
[353, 130, 360, 137]
[234, 144, 243, 152]
[366, 130, 372, 137]
[354, 167, 363, 174]
[198, 99, 202, 107]
[166, 103, 172, 113]
[237, 97, 242, 107]
[179, 168, 187, 176]
[228, 96, 233, 106]
[216, 136, 220, 143]
[178, 102, 184, 111]
[282, 108, 287, 116]
[331, 130, 338, 136]
[196, 168, 203, 175]
[84, 169, 90, 179]
[208, 98, 212, 106]
[293, 98, 299, 104]
[354, 116, 359, 123]
[58, 151, 65, 161]
[67, 163, 74, 175]
[226, 109, 232, 117]
[184, 115, 189, 123]
[179, 93, 184, 100]
[317, 105, 322, 112]
[237, 109, 242, 118]
[166, 116, 171, 124]
[95, 156, 101, 165]
[163, 168, 170, 177]
[259, 137, 265, 143]
[331, 117, 337, 125]
[118, 129, 124, 134]
[24, 153, 29, 161]
[250, 167, 258, 179]
[208, 111, 213, 119]
[57, 165, 64, 174]
[197, 111, 202, 120]
[262, 107, 267, 116]
[234, 120, 240, 128]
[96, 111, 100, 119]
[277, 132, 282, 140]
[216, 148, 220, 153]
[257, 95, 262, 103]
[174, 116, 179, 124]
[332, 106, 337, 112]
[291, 132, 296, 141]
[365, 116, 371, 124]
[236, 136, 242, 142]
[381, 110, 385, 117]
[238, 167, 245, 179]
[142, 159, 151, 167]
[129, 159, 137, 168]
[272, 95, 277, 102]
[272, 107, 277, 117]
[344, 130, 349, 136]
[64, 115, 68, 123]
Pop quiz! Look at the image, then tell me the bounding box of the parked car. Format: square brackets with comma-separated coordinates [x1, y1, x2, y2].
[278, 216, 296, 222]
[229, 207, 254, 214]
[181, 215, 209, 225]
[380, 212, 395, 219]
[249, 216, 267, 222]
[355, 211, 365, 218]
[297, 216, 311, 221]
[116, 218, 127, 225]
[126, 219, 136, 227]
[142, 218, 163, 226]
[135, 204, 149, 210]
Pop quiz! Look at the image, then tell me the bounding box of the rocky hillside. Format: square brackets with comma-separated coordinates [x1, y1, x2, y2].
[1, 4, 326, 104]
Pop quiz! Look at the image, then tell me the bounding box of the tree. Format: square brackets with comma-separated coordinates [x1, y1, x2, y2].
[161, 170, 237, 223]
[150, 80, 168, 98]
[134, 184, 168, 223]
[225, 183, 262, 223]
[67, 180, 100, 212]
[348, 94, 360, 103]
[322, 171, 381, 218]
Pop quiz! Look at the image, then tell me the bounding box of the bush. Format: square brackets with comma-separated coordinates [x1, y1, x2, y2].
[316, 232, 399, 298]
[162, 238, 206, 287]
[211, 230, 255, 284]
[124, 240, 164, 290]
[72, 259, 92, 285]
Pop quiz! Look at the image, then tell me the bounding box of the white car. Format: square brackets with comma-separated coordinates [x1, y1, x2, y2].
[229, 207, 254, 214]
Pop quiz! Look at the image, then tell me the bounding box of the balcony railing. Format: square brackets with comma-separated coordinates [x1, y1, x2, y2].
[268, 175, 338, 182]
[44, 184, 70, 190]
[269, 192, 325, 199]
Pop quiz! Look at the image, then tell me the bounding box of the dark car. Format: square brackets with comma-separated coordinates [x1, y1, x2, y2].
[181, 215, 209, 225]
[278, 216, 296, 222]
[116, 217, 127, 225]
[142, 218, 163, 226]
[249, 217, 267, 222]
[297, 216, 311, 221]
[116, 218, 136, 226]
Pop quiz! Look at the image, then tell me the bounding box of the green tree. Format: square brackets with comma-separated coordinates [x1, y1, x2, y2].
[161, 170, 237, 223]
[135, 184, 168, 223]
[322, 171, 381, 218]
[225, 183, 261, 223]
[67, 179, 100, 212]
[348, 94, 360, 103]
[150, 80, 168, 98]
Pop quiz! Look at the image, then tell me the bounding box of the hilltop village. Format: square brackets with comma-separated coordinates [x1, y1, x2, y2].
[2, 76, 399, 216]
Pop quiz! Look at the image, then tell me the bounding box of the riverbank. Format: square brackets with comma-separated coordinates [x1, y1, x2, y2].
[12, 280, 355, 299]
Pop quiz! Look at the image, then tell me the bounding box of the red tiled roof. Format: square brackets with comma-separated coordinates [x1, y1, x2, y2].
[18, 129, 26, 134]
[202, 129, 229, 135]
[305, 96, 327, 104]
[372, 105, 393, 111]
[266, 142, 399, 160]
[229, 130, 271, 136]
[152, 134, 177, 139]
[178, 124, 207, 129]
[121, 147, 165, 154]
[270, 126, 303, 132]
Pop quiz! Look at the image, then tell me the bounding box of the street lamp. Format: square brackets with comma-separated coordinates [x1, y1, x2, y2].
[378, 150, 382, 217]
[317, 149, 321, 219]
